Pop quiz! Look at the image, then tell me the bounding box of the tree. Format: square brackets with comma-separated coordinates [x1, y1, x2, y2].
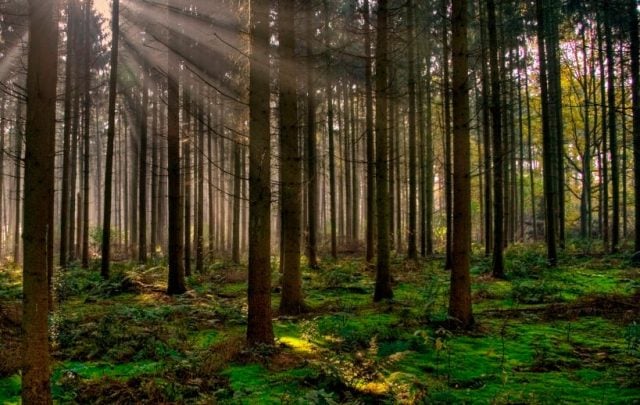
[306, 2, 319, 269]
[278, 0, 305, 315]
[537, 0, 558, 266]
[21, 0, 60, 401]
[100, 0, 119, 279]
[448, 0, 473, 328]
[247, 0, 274, 346]
[406, 0, 418, 260]
[487, 0, 505, 278]
[60, 0, 78, 269]
[631, 0, 640, 253]
[373, 0, 393, 302]
[604, 1, 619, 252]
[81, 0, 92, 270]
[325, 0, 338, 260]
[363, 0, 376, 264]
[167, 1, 186, 295]
[138, 69, 149, 263]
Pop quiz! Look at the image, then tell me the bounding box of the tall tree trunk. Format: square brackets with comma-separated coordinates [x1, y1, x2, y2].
[305, 3, 319, 269]
[487, 0, 505, 277]
[406, 0, 417, 260]
[101, 0, 118, 278]
[138, 71, 149, 263]
[442, 0, 453, 270]
[247, 0, 274, 346]
[166, 0, 186, 295]
[580, 28, 591, 241]
[21, 0, 60, 402]
[524, 44, 537, 240]
[151, 89, 158, 254]
[197, 98, 206, 270]
[547, 0, 564, 249]
[208, 100, 215, 256]
[605, 2, 619, 252]
[278, 0, 304, 314]
[537, 0, 558, 266]
[598, 20, 609, 251]
[60, 0, 76, 269]
[374, 0, 393, 302]
[81, 0, 92, 269]
[449, 0, 473, 328]
[363, 0, 376, 264]
[630, 0, 640, 252]
[183, 87, 192, 275]
[13, 100, 23, 263]
[479, 0, 492, 256]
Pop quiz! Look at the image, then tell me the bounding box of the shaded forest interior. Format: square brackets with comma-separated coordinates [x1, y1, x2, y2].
[1, 0, 640, 403]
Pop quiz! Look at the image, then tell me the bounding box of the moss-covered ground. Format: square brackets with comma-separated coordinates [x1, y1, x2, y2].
[1, 246, 639, 403]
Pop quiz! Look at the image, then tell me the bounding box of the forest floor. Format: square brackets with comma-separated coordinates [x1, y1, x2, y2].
[1, 246, 640, 404]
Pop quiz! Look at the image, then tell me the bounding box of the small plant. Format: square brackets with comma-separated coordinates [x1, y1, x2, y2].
[296, 389, 338, 405]
[624, 321, 640, 356]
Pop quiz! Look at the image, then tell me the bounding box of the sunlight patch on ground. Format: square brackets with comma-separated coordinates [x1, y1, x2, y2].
[278, 336, 315, 354]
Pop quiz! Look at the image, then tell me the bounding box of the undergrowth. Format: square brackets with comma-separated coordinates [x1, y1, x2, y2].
[1, 250, 639, 404]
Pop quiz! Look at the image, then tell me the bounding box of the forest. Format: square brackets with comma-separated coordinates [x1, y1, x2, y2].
[1, 0, 640, 403]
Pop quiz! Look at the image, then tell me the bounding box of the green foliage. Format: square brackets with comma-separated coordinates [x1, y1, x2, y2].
[511, 279, 563, 304]
[624, 321, 640, 357]
[3, 255, 640, 403]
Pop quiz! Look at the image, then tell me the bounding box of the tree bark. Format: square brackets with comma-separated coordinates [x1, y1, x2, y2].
[449, 0, 474, 329]
[167, 0, 186, 295]
[21, 0, 60, 402]
[374, 0, 393, 302]
[406, 0, 417, 260]
[630, 0, 640, 252]
[363, 0, 376, 264]
[278, 0, 304, 315]
[247, 0, 274, 346]
[488, 0, 505, 277]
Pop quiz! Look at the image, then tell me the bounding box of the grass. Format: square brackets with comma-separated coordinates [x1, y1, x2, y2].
[1, 246, 639, 403]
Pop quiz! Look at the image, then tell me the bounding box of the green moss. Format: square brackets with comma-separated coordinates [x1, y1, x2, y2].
[0, 374, 20, 404]
[222, 364, 308, 404]
[54, 360, 160, 380]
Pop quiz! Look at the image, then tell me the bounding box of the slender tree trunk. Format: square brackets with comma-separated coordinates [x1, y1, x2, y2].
[524, 45, 537, 240]
[598, 20, 609, 251]
[183, 87, 192, 275]
[363, 0, 376, 264]
[247, 0, 274, 346]
[580, 29, 591, 241]
[374, 0, 393, 302]
[166, 0, 186, 295]
[630, 0, 640, 252]
[324, 0, 337, 260]
[537, 0, 558, 265]
[605, 3, 619, 252]
[406, 0, 417, 260]
[278, 0, 304, 314]
[305, 4, 319, 269]
[138, 71, 149, 263]
[231, 142, 240, 264]
[449, 0, 473, 328]
[81, 0, 92, 269]
[442, 0, 453, 270]
[151, 89, 158, 254]
[479, 0, 492, 255]
[197, 98, 206, 270]
[21, 0, 60, 402]
[101, 0, 118, 277]
[13, 101, 23, 263]
[208, 101, 215, 256]
[488, 0, 505, 277]
[60, 0, 76, 268]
